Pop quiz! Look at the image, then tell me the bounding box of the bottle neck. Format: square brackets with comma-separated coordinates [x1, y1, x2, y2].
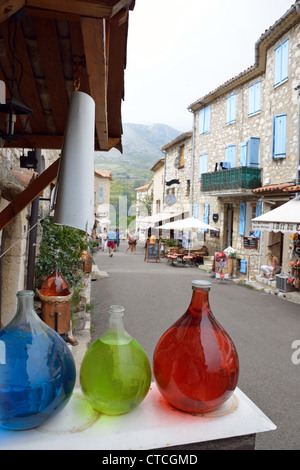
[188, 288, 210, 317]
[107, 305, 131, 341]
[15, 290, 40, 324]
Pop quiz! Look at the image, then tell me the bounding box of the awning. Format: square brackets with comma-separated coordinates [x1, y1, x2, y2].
[160, 217, 218, 232]
[252, 196, 300, 233]
[141, 211, 183, 225]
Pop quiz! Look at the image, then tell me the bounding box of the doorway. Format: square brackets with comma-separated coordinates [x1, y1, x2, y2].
[226, 203, 234, 247]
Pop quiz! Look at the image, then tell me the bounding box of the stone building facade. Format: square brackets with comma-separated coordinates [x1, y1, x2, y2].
[0, 148, 59, 327]
[162, 132, 193, 219]
[185, 4, 300, 279]
[94, 170, 112, 228]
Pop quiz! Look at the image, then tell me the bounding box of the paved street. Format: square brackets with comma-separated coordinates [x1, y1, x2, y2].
[90, 241, 300, 450]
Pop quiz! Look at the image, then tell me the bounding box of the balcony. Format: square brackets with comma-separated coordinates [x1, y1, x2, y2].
[201, 167, 262, 193]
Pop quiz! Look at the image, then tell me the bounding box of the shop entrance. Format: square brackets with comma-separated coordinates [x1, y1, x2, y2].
[268, 232, 283, 266]
[226, 204, 234, 247]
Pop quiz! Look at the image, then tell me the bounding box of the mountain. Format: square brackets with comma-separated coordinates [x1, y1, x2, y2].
[94, 123, 182, 181]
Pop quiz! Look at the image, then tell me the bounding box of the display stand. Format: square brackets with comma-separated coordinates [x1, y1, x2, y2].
[0, 384, 276, 451]
[215, 252, 229, 279]
[145, 242, 160, 262]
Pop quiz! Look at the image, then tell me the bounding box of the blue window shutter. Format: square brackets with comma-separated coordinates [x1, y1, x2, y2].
[240, 141, 248, 166]
[281, 38, 289, 82]
[194, 203, 199, 219]
[274, 44, 282, 86]
[199, 109, 204, 134]
[225, 145, 236, 168]
[273, 114, 287, 159]
[204, 203, 209, 232]
[275, 38, 289, 86]
[254, 201, 262, 238]
[254, 82, 261, 113]
[227, 94, 236, 124]
[98, 186, 103, 203]
[204, 106, 211, 133]
[226, 96, 231, 124]
[248, 137, 260, 167]
[249, 84, 255, 115]
[199, 153, 207, 179]
[239, 202, 246, 236]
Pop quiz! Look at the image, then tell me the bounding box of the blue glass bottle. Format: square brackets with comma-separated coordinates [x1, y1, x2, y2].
[0, 290, 76, 430]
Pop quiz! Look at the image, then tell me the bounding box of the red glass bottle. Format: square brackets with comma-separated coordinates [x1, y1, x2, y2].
[39, 271, 70, 297]
[153, 280, 239, 413]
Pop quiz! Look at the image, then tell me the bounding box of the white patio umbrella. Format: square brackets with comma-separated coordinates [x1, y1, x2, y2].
[98, 217, 111, 225]
[160, 217, 218, 232]
[160, 217, 219, 254]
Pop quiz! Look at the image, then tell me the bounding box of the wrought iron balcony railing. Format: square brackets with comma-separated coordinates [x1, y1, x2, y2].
[201, 167, 262, 192]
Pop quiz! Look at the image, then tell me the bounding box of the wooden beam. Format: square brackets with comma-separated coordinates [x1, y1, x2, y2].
[33, 17, 69, 134]
[25, 1, 113, 19]
[0, 0, 25, 24]
[0, 158, 59, 232]
[110, 0, 133, 19]
[81, 16, 108, 150]
[107, 11, 127, 138]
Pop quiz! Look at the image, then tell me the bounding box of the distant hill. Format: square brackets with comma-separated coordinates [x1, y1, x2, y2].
[94, 122, 182, 181]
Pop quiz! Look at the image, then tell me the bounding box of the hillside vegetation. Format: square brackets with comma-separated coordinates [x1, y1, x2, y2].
[95, 123, 182, 219]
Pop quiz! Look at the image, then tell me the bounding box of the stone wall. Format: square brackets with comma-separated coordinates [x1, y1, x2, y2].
[190, 23, 300, 279]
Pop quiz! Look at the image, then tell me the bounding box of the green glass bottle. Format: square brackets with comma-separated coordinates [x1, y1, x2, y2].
[80, 305, 151, 415]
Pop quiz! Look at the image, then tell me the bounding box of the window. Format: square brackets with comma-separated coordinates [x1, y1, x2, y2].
[199, 106, 211, 134]
[239, 201, 261, 237]
[98, 186, 103, 203]
[248, 81, 261, 116]
[274, 38, 289, 87]
[225, 145, 236, 168]
[226, 93, 236, 124]
[272, 114, 287, 159]
[186, 180, 190, 197]
[194, 203, 209, 232]
[194, 203, 199, 218]
[240, 138, 260, 167]
[199, 153, 207, 179]
[179, 145, 185, 168]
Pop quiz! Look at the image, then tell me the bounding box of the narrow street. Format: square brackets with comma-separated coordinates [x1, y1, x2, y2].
[90, 241, 300, 450]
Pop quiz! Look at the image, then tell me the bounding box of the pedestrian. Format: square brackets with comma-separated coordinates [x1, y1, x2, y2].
[132, 228, 140, 254]
[101, 228, 107, 251]
[126, 232, 134, 254]
[260, 250, 281, 280]
[116, 227, 120, 251]
[106, 228, 116, 257]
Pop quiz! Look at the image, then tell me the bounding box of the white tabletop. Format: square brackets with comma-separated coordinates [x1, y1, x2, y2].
[0, 384, 276, 450]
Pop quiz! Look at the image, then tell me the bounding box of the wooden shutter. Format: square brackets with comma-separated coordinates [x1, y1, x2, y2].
[98, 186, 103, 203]
[194, 203, 199, 219]
[248, 137, 260, 167]
[225, 145, 236, 168]
[240, 141, 248, 166]
[239, 202, 246, 236]
[254, 82, 261, 113]
[199, 109, 204, 134]
[226, 94, 236, 124]
[254, 201, 262, 238]
[281, 38, 289, 82]
[273, 114, 287, 159]
[204, 203, 209, 232]
[199, 153, 208, 179]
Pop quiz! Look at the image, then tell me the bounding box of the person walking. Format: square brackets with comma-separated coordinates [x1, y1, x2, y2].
[116, 227, 120, 251]
[106, 228, 116, 257]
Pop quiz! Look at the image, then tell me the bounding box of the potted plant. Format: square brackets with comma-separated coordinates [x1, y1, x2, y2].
[35, 218, 89, 291]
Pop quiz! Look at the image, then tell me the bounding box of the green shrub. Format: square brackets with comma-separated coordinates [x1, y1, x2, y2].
[35, 218, 89, 291]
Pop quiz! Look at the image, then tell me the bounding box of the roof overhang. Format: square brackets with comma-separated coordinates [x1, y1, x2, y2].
[188, 4, 299, 112]
[0, 0, 135, 151]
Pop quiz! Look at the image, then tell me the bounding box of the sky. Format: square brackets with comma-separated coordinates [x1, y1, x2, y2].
[121, 0, 295, 132]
